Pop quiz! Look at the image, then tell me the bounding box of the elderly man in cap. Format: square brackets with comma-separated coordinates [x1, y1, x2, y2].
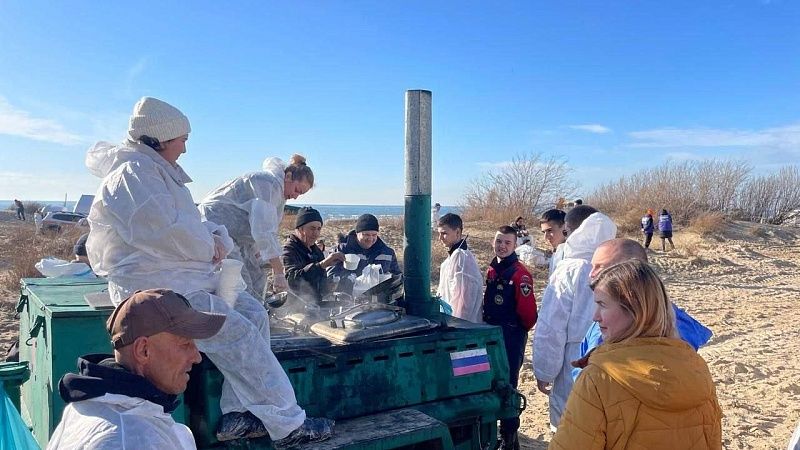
[281, 207, 344, 304]
[47, 289, 226, 450]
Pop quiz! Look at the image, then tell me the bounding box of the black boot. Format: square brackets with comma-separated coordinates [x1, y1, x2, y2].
[273, 417, 335, 449]
[216, 411, 268, 442]
[500, 431, 519, 450]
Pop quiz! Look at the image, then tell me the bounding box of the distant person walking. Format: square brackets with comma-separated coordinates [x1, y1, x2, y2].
[14, 199, 25, 220]
[641, 209, 655, 248]
[431, 203, 441, 232]
[658, 209, 675, 251]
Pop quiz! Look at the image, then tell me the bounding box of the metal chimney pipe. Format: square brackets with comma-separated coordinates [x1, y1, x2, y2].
[403, 90, 435, 318]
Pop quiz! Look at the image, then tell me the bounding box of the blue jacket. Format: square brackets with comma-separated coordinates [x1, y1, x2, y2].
[641, 215, 654, 233]
[572, 304, 712, 380]
[329, 230, 402, 280]
[658, 213, 673, 232]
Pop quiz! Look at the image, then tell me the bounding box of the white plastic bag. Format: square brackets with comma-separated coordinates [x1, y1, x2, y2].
[515, 245, 547, 267]
[352, 264, 390, 298]
[35, 257, 96, 278]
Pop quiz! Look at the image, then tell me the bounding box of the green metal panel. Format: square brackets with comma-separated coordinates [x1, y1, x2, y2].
[187, 318, 519, 449]
[18, 278, 114, 448]
[403, 195, 436, 318]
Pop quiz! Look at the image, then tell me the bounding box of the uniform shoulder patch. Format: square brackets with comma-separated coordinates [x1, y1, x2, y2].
[520, 274, 533, 297]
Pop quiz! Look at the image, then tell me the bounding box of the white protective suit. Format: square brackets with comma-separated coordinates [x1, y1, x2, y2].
[198, 158, 287, 298]
[47, 393, 196, 450]
[437, 241, 484, 323]
[532, 212, 616, 429]
[85, 142, 305, 439]
[548, 243, 565, 276]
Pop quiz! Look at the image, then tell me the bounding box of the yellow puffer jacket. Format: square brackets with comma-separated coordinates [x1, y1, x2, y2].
[549, 337, 722, 450]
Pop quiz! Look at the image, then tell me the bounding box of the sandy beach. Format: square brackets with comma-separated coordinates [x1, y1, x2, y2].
[1, 210, 798, 449]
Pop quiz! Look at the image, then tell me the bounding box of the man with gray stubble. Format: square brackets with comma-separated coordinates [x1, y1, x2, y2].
[48, 289, 226, 449]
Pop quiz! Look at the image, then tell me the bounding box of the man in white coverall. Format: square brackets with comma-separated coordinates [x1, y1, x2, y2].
[436, 213, 483, 323]
[198, 154, 314, 298]
[532, 205, 617, 431]
[84, 97, 332, 447]
[48, 289, 225, 450]
[539, 209, 567, 276]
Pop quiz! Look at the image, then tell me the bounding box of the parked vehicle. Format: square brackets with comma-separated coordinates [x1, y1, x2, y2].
[39, 211, 88, 233]
[36, 195, 94, 233]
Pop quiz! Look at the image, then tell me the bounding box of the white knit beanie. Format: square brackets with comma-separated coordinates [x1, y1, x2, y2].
[127, 97, 191, 143]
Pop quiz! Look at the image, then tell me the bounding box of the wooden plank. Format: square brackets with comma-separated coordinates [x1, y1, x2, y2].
[296, 409, 448, 449]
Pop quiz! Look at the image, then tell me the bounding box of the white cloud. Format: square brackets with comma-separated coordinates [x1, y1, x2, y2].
[628, 123, 800, 149]
[122, 58, 148, 97]
[0, 96, 83, 145]
[568, 124, 612, 134]
[664, 151, 704, 161]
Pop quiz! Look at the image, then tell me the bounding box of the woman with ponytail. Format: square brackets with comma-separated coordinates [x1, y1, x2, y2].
[199, 154, 314, 297]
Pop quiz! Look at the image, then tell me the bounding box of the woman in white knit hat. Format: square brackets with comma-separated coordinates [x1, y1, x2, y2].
[84, 97, 334, 446]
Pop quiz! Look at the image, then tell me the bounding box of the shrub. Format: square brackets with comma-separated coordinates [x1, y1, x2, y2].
[461, 152, 576, 223]
[687, 211, 725, 236]
[0, 225, 84, 292]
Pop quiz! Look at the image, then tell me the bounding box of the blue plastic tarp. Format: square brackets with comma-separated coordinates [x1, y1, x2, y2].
[0, 384, 39, 450]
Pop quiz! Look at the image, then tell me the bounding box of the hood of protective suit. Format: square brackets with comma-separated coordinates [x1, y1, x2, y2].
[85, 141, 192, 185]
[59, 354, 179, 413]
[562, 212, 617, 261]
[262, 157, 287, 179]
[589, 337, 714, 411]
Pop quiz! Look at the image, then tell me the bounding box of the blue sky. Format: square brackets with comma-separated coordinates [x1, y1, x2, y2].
[1, 1, 798, 205]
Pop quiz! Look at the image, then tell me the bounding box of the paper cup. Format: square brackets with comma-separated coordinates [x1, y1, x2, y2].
[344, 254, 359, 271]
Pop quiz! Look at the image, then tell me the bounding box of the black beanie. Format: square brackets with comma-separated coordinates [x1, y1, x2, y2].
[355, 214, 379, 233]
[74, 233, 89, 257]
[294, 207, 323, 229]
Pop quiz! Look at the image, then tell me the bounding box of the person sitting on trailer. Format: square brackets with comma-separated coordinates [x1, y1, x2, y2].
[84, 97, 333, 446]
[483, 225, 538, 450]
[281, 207, 344, 304]
[47, 289, 226, 450]
[329, 214, 401, 292]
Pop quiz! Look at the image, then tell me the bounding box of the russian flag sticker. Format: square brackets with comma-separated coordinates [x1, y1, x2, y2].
[450, 348, 491, 376]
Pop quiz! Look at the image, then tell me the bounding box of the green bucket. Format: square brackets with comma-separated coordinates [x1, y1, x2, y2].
[0, 361, 30, 412]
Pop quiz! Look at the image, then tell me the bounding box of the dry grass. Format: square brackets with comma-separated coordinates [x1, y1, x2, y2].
[612, 209, 648, 236]
[687, 211, 726, 237]
[750, 226, 770, 239]
[461, 204, 521, 225]
[0, 224, 85, 292]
